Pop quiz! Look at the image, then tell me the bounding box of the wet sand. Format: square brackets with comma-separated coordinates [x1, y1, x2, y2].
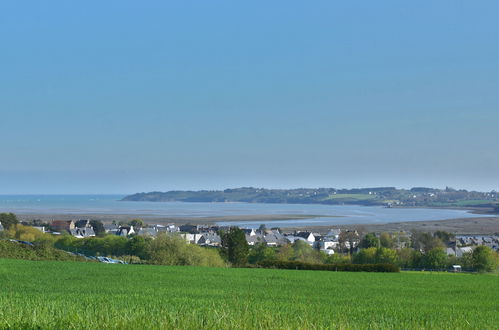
[16, 213, 325, 225]
[283, 217, 499, 235]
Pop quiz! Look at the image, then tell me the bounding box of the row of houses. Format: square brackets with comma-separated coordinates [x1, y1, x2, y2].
[456, 235, 499, 252]
[4, 220, 498, 254]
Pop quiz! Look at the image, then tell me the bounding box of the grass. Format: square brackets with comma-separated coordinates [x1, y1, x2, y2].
[1, 259, 498, 329]
[323, 194, 377, 201]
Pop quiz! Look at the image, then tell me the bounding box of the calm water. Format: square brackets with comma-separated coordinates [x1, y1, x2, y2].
[0, 194, 489, 228]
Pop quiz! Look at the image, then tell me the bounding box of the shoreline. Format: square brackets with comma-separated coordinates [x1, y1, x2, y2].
[15, 213, 328, 225]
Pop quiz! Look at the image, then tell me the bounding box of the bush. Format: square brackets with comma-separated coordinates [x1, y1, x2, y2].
[145, 233, 225, 267]
[0, 240, 88, 262]
[257, 260, 399, 272]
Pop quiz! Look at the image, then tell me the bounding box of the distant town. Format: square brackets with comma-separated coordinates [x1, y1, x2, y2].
[124, 186, 499, 211]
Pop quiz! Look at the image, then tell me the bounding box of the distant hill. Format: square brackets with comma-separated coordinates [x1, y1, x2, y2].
[122, 187, 499, 209]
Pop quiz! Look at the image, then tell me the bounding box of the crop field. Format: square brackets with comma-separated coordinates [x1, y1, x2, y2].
[0, 259, 498, 329]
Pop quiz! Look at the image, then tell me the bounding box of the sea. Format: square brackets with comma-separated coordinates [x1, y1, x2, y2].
[0, 194, 490, 229]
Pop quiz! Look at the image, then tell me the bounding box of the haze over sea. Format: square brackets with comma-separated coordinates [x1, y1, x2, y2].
[0, 195, 489, 229]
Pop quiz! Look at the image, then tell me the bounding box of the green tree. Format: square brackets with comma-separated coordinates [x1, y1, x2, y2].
[360, 233, 379, 249]
[411, 231, 444, 252]
[433, 231, 455, 245]
[376, 247, 397, 264]
[353, 247, 377, 264]
[379, 232, 394, 249]
[129, 219, 144, 229]
[220, 227, 249, 266]
[291, 240, 322, 263]
[421, 248, 447, 270]
[0, 213, 19, 230]
[89, 220, 106, 236]
[248, 242, 276, 264]
[127, 235, 148, 259]
[276, 244, 293, 261]
[145, 233, 224, 267]
[472, 246, 496, 273]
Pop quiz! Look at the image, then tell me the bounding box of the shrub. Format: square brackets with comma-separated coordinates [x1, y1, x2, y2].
[0, 240, 88, 262]
[257, 260, 399, 272]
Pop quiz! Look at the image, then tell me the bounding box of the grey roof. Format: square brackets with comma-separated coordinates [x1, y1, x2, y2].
[104, 224, 120, 231]
[138, 228, 158, 236]
[69, 227, 96, 237]
[295, 232, 314, 240]
[75, 219, 91, 228]
[198, 233, 221, 245]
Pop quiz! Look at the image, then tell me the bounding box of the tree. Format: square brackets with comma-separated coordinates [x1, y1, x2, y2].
[220, 227, 249, 266]
[248, 242, 275, 264]
[145, 233, 224, 267]
[127, 235, 148, 259]
[0, 213, 19, 230]
[129, 219, 144, 229]
[359, 233, 379, 249]
[379, 232, 394, 249]
[411, 230, 444, 252]
[89, 220, 106, 236]
[353, 247, 377, 264]
[421, 248, 447, 270]
[291, 240, 323, 263]
[339, 230, 360, 255]
[376, 247, 397, 264]
[433, 231, 455, 245]
[472, 246, 496, 273]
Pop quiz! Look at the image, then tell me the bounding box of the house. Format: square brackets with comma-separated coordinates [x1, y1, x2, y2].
[294, 231, 316, 243]
[242, 228, 257, 236]
[104, 224, 120, 234]
[446, 246, 473, 257]
[154, 224, 179, 233]
[181, 233, 203, 244]
[32, 226, 46, 233]
[316, 240, 339, 251]
[245, 234, 264, 246]
[325, 229, 341, 240]
[179, 224, 202, 234]
[51, 220, 75, 232]
[69, 227, 96, 238]
[198, 233, 221, 246]
[75, 219, 91, 228]
[137, 227, 158, 237]
[116, 226, 135, 237]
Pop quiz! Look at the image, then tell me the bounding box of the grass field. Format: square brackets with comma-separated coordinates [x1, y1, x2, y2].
[323, 194, 377, 201]
[0, 259, 498, 329]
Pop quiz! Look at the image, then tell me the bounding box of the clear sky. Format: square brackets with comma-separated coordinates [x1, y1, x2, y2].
[1, 1, 498, 194]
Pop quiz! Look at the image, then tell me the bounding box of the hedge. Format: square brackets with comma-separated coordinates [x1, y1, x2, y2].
[257, 260, 399, 272]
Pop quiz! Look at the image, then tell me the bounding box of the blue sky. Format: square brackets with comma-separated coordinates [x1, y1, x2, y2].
[1, 1, 498, 194]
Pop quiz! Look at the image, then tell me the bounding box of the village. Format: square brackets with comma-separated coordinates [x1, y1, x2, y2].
[3, 218, 498, 258]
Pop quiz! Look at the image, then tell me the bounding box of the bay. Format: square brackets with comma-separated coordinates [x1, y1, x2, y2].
[0, 194, 489, 228]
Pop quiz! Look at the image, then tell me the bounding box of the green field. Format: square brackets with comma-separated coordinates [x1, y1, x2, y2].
[323, 194, 377, 201]
[1, 259, 498, 329]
